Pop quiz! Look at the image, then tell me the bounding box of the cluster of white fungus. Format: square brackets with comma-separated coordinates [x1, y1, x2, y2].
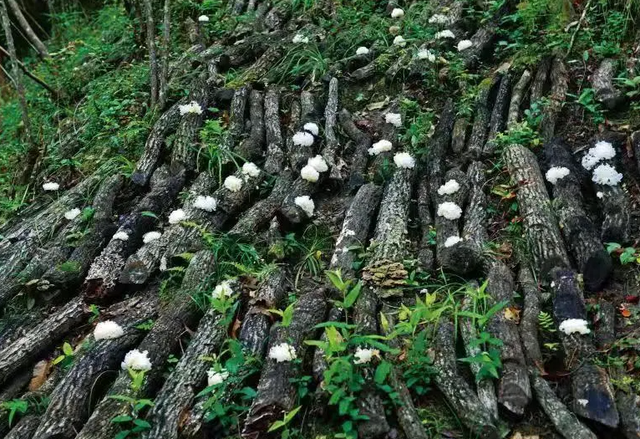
[121, 349, 152, 371]
[292, 131, 314, 147]
[437, 202, 462, 220]
[168, 209, 187, 224]
[444, 236, 463, 248]
[43, 182, 60, 191]
[242, 162, 261, 178]
[193, 195, 217, 212]
[269, 343, 297, 362]
[435, 30, 455, 39]
[112, 231, 129, 241]
[64, 208, 82, 220]
[581, 141, 616, 170]
[368, 139, 393, 156]
[292, 34, 309, 44]
[207, 369, 229, 386]
[178, 101, 203, 115]
[558, 318, 591, 335]
[592, 164, 623, 186]
[212, 280, 234, 299]
[393, 152, 416, 169]
[295, 195, 315, 217]
[437, 180, 460, 196]
[385, 112, 402, 127]
[417, 49, 436, 62]
[457, 40, 473, 51]
[143, 231, 162, 244]
[300, 165, 320, 182]
[224, 175, 243, 192]
[303, 122, 319, 136]
[198, 15, 209, 22]
[356, 46, 370, 55]
[390, 8, 404, 18]
[354, 347, 379, 364]
[428, 14, 452, 24]
[94, 321, 124, 340]
[393, 36, 407, 47]
[545, 166, 570, 185]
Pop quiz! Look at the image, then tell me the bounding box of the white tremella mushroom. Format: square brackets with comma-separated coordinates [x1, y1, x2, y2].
[207, 369, 229, 386]
[94, 321, 124, 340]
[437, 201, 462, 220]
[43, 182, 60, 191]
[292, 34, 309, 44]
[143, 231, 162, 244]
[393, 152, 416, 169]
[292, 131, 314, 147]
[193, 195, 217, 212]
[356, 46, 370, 55]
[592, 164, 623, 186]
[429, 14, 451, 24]
[121, 349, 152, 371]
[437, 180, 460, 196]
[303, 122, 319, 136]
[64, 208, 82, 220]
[112, 231, 129, 241]
[168, 209, 187, 224]
[212, 280, 234, 299]
[242, 162, 261, 178]
[178, 101, 203, 115]
[417, 49, 436, 62]
[385, 112, 402, 127]
[457, 39, 473, 51]
[300, 165, 320, 183]
[307, 155, 328, 173]
[198, 15, 209, 22]
[224, 175, 243, 192]
[368, 139, 393, 156]
[444, 236, 462, 248]
[391, 8, 404, 18]
[545, 166, 571, 185]
[268, 343, 297, 362]
[354, 347, 379, 364]
[295, 195, 315, 217]
[581, 140, 616, 170]
[435, 30, 455, 39]
[393, 35, 407, 47]
[558, 318, 591, 335]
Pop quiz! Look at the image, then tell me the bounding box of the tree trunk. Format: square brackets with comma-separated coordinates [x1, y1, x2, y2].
[142, 0, 159, 108]
[507, 69, 531, 128]
[158, 0, 171, 108]
[5, 0, 49, 58]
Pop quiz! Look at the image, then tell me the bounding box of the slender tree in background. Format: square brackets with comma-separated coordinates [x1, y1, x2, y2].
[158, 0, 170, 108]
[5, 0, 49, 59]
[0, 0, 39, 186]
[142, 0, 159, 109]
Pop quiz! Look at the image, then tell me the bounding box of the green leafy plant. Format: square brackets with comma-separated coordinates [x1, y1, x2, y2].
[538, 311, 556, 332]
[1, 399, 28, 427]
[52, 342, 75, 369]
[109, 369, 154, 439]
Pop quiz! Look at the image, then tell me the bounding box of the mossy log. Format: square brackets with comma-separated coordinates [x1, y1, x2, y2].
[338, 108, 371, 191]
[242, 288, 327, 438]
[432, 319, 502, 439]
[549, 268, 619, 428]
[0, 297, 87, 386]
[239, 268, 290, 357]
[76, 250, 215, 439]
[504, 144, 569, 277]
[591, 59, 625, 110]
[483, 73, 511, 156]
[83, 164, 186, 300]
[543, 140, 612, 291]
[32, 293, 158, 439]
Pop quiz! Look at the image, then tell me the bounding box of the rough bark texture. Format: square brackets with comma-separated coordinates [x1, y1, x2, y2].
[530, 57, 551, 105]
[4, 415, 41, 439]
[505, 144, 570, 277]
[483, 74, 511, 156]
[426, 99, 455, 199]
[242, 288, 327, 438]
[451, 117, 468, 155]
[172, 78, 209, 170]
[462, 161, 488, 265]
[541, 57, 568, 142]
[518, 267, 543, 367]
[235, 89, 266, 161]
[507, 69, 532, 128]
[591, 58, 624, 110]
[264, 87, 285, 174]
[595, 179, 630, 244]
[466, 82, 494, 160]
[5, 0, 49, 58]
[339, 108, 371, 191]
[322, 77, 343, 180]
[617, 390, 640, 439]
[543, 140, 612, 291]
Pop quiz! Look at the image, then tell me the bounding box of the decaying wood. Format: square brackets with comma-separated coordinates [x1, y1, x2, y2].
[483, 74, 511, 156]
[549, 268, 619, 428]
[242, 288, 327, 438]
[617, 390, 640, 439]
[83, 164, 186, 300]
[289, 91, 317, 171]
[338, 108, 371, 190]
[505, 144, 570, 277]
[417, 178, 434, 271]
[225, 85, 251, 152]
[239, 268, 290, 356]
[426, 99, 455, 199]
[591, 58, 625, 110]
[235, 89, 266, 161]
[451, 117, 468, 155]
[4, 414, 41, 439]
[541, 57, 568, 142]
[171, 77, 209, 170]
[595, 301, 616, 349]
[461, 161, 488, 265]
[132, 100, 183, 185]
[543, 140, 612, 291]
[518, 267, 542, 367]
[507, 69, 531, 128]
[32, 294, 158, 439]
[264, 87, 285, 174]
[486, 261, 531, 415]
[76, 251, 215, 439]
[0, 297, 87, 386]
[466, 81, 494, 160]
[362, 166, 414, 296]
[432, 319, 501, 439]
[322, 77, 343, 180]
[530, 57, 551, 105]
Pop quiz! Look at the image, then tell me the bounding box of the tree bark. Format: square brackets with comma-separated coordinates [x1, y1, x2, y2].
[235, 90, 266, 161]
[322, 77, 344, 180]
[171, 77, 209, 170]
[591, 58, 625, 110]
[483, 74, 511, 156]
[142, 0, 159, 108]
[158, 0, 171, 108]
[541, 57, 568, 142]
[507, 69, 531, 128]
[5, 0, 49, 58]
[264, 87, 285, 174]
[530, 57, 551, 105]
[466, 77, 497, 160]
[338, 109, 371, 191]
